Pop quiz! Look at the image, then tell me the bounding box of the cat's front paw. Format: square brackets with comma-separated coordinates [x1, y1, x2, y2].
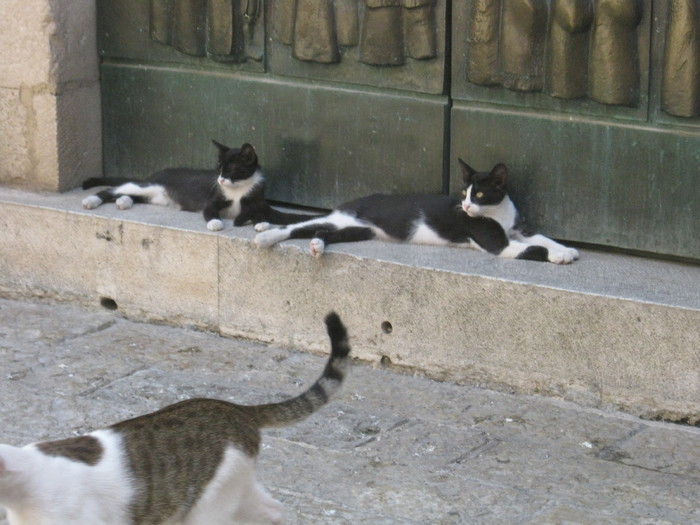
[566, 247, 580, 260]
[254, 221, 271, 232]
[310, 238, 325, 257]
[82, 196, 102, 209]
[207, 219, 224, 231]
[548, 249, 575, 264]
[115, 195, 134, 210]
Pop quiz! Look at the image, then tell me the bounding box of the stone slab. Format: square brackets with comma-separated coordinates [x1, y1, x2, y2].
[0, 298, 698, 524]
[0, 187, 698, 422]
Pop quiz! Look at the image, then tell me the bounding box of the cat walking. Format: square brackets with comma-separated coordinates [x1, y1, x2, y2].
[255, 160, 579, 264]
[82, 141, 318, 231]
[0, 312, 351, 525]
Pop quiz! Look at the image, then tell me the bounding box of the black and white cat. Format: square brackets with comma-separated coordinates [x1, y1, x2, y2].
[255, 159, 579, 264]
[0, 312, 350, 525]
[81, 141, 317, 231]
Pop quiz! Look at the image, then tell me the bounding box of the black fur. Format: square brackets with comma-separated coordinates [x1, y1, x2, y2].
[255, 159, 580, 264]
[81, 141, 319, 229]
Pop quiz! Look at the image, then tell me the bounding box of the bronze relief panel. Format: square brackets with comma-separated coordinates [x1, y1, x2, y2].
[660, 0, 700, 119]
[99, 0, 264, 71]
[454, 1, 651, 120]
[455, 0, 700, 125]
[148, 0, 264, 63]
[269, 0, 446, 94]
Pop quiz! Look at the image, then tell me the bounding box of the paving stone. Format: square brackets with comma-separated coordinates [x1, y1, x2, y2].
[0, 298, 698, 524]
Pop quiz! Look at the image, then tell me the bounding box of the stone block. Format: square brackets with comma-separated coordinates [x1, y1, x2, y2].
[0, 0, 53, 88]
[0, 88, 31, 186]
[0, 200, 219, 330]
[0, 188, 698, 422]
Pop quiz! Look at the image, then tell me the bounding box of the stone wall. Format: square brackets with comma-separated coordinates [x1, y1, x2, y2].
[0, 0, 101, 191]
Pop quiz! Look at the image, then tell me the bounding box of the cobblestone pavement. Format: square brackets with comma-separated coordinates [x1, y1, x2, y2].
[0, 297, 698, 524]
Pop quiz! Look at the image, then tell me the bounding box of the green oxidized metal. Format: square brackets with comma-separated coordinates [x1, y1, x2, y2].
[98, 0, 699, 260]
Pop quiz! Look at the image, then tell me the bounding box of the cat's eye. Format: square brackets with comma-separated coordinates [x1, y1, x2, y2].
[462, 190, 468, 196]
[475, 192, 484, 199]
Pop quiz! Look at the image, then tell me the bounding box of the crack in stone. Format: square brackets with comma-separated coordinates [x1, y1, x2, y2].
[77, 364, 150, 397]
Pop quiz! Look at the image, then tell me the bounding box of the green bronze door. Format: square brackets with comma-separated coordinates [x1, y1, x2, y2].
[98, 0, 448, 209]
[98, 1, 699, 260]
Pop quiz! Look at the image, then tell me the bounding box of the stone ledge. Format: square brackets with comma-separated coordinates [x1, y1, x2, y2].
[1, 187, 698, 423]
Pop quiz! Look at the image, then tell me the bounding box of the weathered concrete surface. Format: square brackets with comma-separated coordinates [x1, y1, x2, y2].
[0, 187, 699, 423]
[0, 298, 698, 524]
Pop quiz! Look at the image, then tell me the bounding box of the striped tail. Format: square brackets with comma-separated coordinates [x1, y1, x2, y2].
[250, 312, 351, 428]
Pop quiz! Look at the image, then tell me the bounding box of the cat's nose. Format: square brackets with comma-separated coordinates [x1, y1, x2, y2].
[217, 175, 225, 185]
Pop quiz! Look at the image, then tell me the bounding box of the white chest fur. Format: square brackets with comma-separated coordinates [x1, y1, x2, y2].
[219, 171, 264, 219]
[464, 187, 518, 234]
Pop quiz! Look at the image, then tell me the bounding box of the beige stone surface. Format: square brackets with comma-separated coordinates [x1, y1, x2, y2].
[0, 0, 100, 191]
[0, 201, 219, 330]
[218, 240, 700, 421]
[0, 88, 31, 185]
[1, 188, 698, 423]
[0, 1, 53, 88]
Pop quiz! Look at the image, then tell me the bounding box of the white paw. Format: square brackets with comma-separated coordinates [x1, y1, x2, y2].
[207, 219, 224, 231]
[82, 196, 102, 209]
[254, 221, 271, 232]
[548, 250, 574, 265]
[567, 247, 580, 260]
[310, 238, 325, 257]
[254, 229, 288, 248]
[115, 195, 134, 210]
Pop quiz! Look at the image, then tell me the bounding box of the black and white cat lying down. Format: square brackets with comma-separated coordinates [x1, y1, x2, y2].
[255, 160, 580, 264]
[0, 313, 350, 525]
[82, 141, 318, 231]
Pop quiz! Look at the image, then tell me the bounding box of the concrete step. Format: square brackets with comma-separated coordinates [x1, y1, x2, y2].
[1, 187, 698, 423]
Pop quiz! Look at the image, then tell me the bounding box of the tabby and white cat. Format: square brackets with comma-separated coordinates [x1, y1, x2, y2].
[255, 159, 579, 264]
[0, 312, 350, 525]
[82, 141, 317, 231]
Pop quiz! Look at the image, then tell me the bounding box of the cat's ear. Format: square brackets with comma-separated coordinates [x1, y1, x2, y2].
[240, 143, 258, 165]
[458, 158, 476, 184]
[490, 163, 508, 188]
[212, 140, 229, 157]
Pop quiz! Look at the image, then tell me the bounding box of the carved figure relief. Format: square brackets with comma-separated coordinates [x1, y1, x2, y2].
[500, 0, 548, 92]
[273, 0, 438, 66]
[588, 0, 642, 107]
[466, 0, 643, 108]
[149, 0, 263, 62]
[662, 0, 700, 118]
[466, 0, 501, 86]
[545, 0, 594, 99]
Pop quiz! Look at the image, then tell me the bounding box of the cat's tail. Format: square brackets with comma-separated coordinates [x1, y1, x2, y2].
[250, 312, 351, 428]
[82, 177, 134, 190]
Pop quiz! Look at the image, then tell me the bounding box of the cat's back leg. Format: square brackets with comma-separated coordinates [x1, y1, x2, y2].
[254, 213, 339, 248]
[512, 231, 580, 262]
[233, 481, 284, 525]
[82, 182, 155, 211]
[310, 226, 377, 257]
[466, 222, 553, 263]
[183, 448, 283, 525]
[82, 188, 118, 209]
[499, 240, 550, 262]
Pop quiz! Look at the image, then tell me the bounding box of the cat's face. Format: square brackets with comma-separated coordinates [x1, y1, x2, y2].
[212, 141, 260, 187]
[458, 159, 508, 217]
